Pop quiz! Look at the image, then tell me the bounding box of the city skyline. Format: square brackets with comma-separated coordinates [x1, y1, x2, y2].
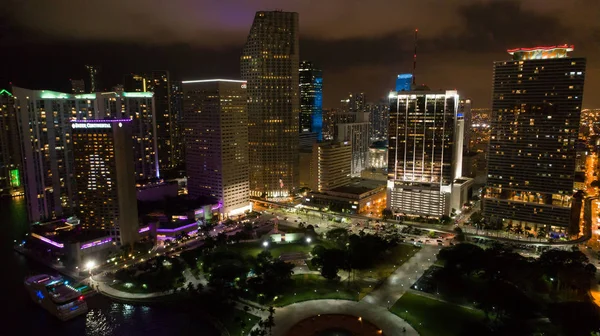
[2, 1, 600, 109]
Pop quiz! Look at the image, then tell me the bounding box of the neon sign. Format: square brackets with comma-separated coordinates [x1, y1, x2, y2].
[72, 123, 111, 129]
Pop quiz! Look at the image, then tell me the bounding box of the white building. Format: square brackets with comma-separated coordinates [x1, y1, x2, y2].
[336, 112, 370, 177]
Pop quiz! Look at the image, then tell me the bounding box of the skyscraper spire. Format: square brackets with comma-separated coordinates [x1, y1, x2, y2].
[412, 29, 418, 86]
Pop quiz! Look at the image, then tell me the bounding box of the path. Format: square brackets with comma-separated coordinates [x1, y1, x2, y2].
[267, 299, 417, 336]
[361, 245, 440, 307]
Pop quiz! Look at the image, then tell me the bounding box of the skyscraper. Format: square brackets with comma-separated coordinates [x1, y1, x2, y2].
[367, 100, 390, 141]
[396, 74, 413, 91]
[483, 45, 586, 232]
[241, 11, 300, 198]
[387, 90, 463, 217]
[310, 141, 352, 192]
[147, 71, 177, 172]
[72, 119, 139, 246]
[337, 113, 370, 177]
[123, 73, 147, 92]
[85, 65, 100, 92]
[13, 87, 158, 222]
[340, 93, 366, 113]
[458, 98, 472, 152]
[299, 61, 323, 140]
[183, 79, 251, 217]
[0, 89, 21, 196]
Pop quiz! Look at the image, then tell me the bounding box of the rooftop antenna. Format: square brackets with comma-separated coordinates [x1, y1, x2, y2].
[412, 28, 418, 86]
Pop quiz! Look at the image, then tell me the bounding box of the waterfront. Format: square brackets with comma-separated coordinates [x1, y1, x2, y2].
[2, 197, 219, 335]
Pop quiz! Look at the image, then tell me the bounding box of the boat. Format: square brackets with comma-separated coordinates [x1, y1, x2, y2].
[24, 274, 88, 321]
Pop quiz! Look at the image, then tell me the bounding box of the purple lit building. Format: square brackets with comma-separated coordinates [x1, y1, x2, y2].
[72, 119, 139, 246]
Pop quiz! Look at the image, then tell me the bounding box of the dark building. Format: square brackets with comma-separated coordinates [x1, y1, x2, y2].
[367, 100, 389, 141]
[483, 45, 586, 232]
[147, 71, 177, 172]
[241, 11, 300, 198]
[85, 65, 100, 92]
[299, 61, 323, 140]
[0, 89, 21, 196]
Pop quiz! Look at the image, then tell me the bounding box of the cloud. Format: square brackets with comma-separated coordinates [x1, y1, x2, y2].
[6, 0, 598, 47]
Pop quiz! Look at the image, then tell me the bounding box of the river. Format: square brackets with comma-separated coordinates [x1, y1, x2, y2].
[2, 197, 219, 335]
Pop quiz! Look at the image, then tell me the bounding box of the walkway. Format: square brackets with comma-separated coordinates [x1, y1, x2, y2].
[361, 245, 440, 307]
[267, 299, 417, 336]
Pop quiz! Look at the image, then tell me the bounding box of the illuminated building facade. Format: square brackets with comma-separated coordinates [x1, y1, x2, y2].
[396, 74, 413, 91]
[310, 141, 352, 192]
[183, 79, 251, 217]
[387, 90, 464, 217]
[299, 61, 323, 140]
[340, 93, 365, 113]
[0, 89, 21, 196]
[72, 120, 139, 245]
[483, 45, 586, 230]
[241, 11, 300, 197]
[459, 98, 472, 152]
[13, 87, 158, 222]
[322, 108, 337, 141]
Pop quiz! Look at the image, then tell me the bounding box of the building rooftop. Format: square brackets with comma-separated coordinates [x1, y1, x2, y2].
[329, 179, 386, 195]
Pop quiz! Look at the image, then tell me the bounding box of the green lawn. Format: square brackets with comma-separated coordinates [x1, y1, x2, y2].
[271, 274, 360, 307]
[220, 309, 261, 336]
[223, 241, 315, 259]
[111, 282, 151, 294]
[391, 292, 488, 336]
[357, 244, 419, 280]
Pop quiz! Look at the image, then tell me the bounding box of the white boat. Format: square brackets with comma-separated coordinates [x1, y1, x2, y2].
[24, 274, 88, 321]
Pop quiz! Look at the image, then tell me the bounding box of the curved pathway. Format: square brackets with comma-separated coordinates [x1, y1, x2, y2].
[267, 299, 417, 336]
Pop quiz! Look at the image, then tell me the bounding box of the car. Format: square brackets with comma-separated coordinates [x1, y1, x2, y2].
[438, 243, 443, 246]
[410, 238, 415, 241]
[436, 239, 443, 243]
[315, 225, 320, 228]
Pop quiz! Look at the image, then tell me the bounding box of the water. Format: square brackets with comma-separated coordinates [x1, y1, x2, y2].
[2, 197, 219, 335]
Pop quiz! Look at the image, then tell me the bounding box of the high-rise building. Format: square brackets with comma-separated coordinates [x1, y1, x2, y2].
[147, 71, 177, 172]
[13, 87, 158, 222]
[336, 112, 370, 177]
[458, 98, 472, 152]
[170, 80, 185, 168]
[0, 89, 21, 196]
[322, 108, 337, 141]
[340, 93, 366, 113]
[387, 90, 463, 217]
[483, 45, 586, 232]
[310, 141, 352, 192]
[183, 79, 251, 217]
[396, 74, 413, 92]
[70, 79, 85, 94]
[299, 61, 323, 140]
[367, 100, 390, 141]
[123, 74, 147, 92]
[241, 11, 300, 198]
[72, 119, 139, 246]
[85, 65, 100, 92]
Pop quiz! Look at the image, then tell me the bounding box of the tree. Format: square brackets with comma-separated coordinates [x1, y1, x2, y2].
[382, 208, 393, 220]
[536, 227, 547, 239]
[453, 226, 465, 242]
[440, 215, 453, 225]
[326, 228, 350, 248]
[505, 223, 513, 232]
[470, 211, 483, 225]
[591, 180, 600, 188]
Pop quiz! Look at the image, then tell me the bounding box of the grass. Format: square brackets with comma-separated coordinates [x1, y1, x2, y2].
[222, 241, 316, 259]
[220, 309, 261, 336]
[390, 292, 488, 336]
[271, 274, 360, 307]
[111, 282, 151, 294]
[357, 244, 419, 280]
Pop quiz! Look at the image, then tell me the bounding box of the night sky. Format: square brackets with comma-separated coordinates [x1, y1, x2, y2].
[1, 0, 599, 108]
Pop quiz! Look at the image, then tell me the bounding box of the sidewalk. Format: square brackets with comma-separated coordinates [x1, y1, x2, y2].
[361, 245, 440, 307]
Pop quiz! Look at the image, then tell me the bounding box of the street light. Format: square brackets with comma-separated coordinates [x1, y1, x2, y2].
[85, 260, 96, 276]
[262, 241, 269, 248]
[306, 237, 312, 243]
